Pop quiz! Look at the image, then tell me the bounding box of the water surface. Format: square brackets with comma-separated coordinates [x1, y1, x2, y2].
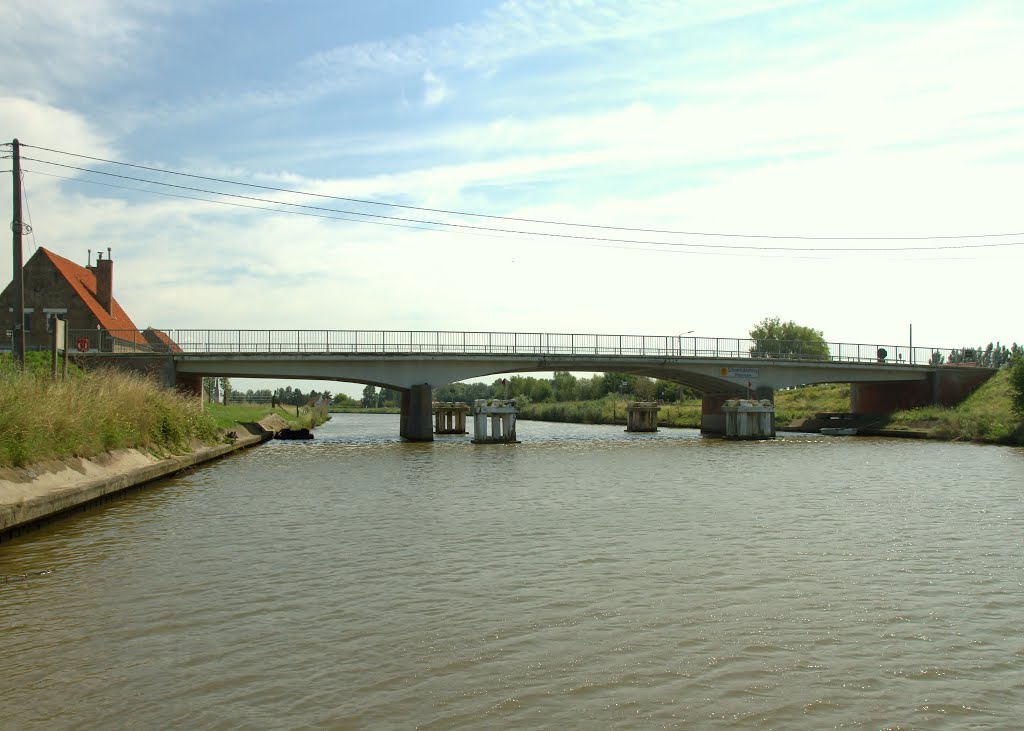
[2, 415, 1022, 728]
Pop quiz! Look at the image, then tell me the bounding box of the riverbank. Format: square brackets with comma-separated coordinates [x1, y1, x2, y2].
[0, 414, 291, 542]
[518, 374, 1023, 446]
[0, 359, 330, 540]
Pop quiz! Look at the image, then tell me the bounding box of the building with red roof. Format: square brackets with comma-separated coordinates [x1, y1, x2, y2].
[1, 247, 174, 352]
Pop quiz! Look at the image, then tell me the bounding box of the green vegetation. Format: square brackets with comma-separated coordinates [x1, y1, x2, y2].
[329, 405, 400, 414]
[774, 383, 850, 424]
[749, 316, 830, 359]
[1011, 356, 1024, 417]
[1, 353, 220, 469]
[931, 341, 1022, 367]
[204, 402, 330, 431]
[520, 384, 850, 429]
[883, 368, 1024, 444]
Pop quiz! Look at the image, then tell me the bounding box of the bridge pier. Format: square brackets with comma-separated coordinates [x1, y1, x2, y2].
[625, 402, 659, 432]
[701, 387, 773, 435]
[471, 399, 520, 444]
[433, 402, 469, 434]
[700, 393, 731, 435]
[400, 384, 434, 442]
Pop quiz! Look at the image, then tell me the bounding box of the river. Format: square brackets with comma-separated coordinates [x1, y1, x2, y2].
[2, 414, 1022, 729]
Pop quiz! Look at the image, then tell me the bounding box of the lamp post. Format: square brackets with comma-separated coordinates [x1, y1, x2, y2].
[678, 330, 695, 356]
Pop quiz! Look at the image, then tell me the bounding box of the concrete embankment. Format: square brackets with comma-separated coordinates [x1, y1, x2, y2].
[0, 415, 290, 542]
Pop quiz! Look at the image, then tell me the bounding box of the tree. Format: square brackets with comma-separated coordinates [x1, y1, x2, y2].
[634, 376, 657, 400]
[361, 384, 377, 408]
[331, 393, 359, 407]
[551, 371, 578, 402]
[602, 372, 636, 396]
[749, 317, 830, 359]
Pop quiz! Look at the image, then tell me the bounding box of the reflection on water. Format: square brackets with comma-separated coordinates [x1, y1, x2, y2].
[2, 414, 1022, 729]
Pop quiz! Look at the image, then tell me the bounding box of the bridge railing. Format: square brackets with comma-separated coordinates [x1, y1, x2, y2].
[65, 329, 980, 366]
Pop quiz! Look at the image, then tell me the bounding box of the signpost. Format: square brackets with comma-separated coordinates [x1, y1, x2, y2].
[52, 319, 68, 381]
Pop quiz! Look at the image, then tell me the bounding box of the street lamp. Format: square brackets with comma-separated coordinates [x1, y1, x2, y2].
[678, 330, 695, 356]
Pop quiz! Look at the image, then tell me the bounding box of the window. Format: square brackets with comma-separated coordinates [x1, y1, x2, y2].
[46, 311, 66, 333]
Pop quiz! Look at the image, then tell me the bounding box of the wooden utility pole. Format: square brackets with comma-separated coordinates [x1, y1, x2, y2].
[11, 138, 25, 370]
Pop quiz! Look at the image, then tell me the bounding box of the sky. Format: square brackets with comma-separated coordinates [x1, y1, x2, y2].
[2, 0, 1022, 397]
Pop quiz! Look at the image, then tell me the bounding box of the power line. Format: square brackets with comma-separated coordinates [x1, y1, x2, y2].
[19, 171, 38, 252]
[20, 141, 1024, 242]
[20, 156, 1024, 253]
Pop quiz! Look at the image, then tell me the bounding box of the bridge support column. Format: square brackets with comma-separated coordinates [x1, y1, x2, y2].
[753, 385, 775, 434]
[433, 402, 469, 434]
[626, 402, 659, 432]
[700, 393, 731, 435]
[400, 384, 434, 442]
[175, 373, 205, 409]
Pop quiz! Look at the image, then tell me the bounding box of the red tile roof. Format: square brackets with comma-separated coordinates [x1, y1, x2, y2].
[143, 327, 182, 353]
[40, 247, 146, 343]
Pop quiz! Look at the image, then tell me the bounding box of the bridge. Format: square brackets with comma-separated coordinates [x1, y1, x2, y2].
[76, 329, 994, 441]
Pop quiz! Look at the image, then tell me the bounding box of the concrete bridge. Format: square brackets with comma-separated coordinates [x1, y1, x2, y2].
[76, 329, 994, 441]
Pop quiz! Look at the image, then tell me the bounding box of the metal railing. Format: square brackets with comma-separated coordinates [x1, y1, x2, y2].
[62, 329, 978, 367]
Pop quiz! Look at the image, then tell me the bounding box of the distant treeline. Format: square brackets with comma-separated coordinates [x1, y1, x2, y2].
[431, 372, 697, 405]
[934, 342, 1022, 368]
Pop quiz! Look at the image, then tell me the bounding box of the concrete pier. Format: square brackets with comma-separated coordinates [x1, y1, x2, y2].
[433, 402, 469, 434]
[399, 384, 434, 442]
[625, 402, 659, 432]
[700, 393, 731, 435]
[471, 399, 520, 444]
[721, 399, 775, 439]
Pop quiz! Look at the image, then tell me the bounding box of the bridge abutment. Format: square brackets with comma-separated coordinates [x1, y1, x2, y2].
[850, 369, 994, 414]
[400, 384, 434, 442]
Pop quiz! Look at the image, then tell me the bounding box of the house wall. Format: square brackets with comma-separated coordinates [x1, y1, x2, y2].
[0, 254, 101, 350]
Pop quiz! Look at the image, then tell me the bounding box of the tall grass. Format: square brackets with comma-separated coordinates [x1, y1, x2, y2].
[886, 369, 1023, 444]
[0, 364, 220, 468]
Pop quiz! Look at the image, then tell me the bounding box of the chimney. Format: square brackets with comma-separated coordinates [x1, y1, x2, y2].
[96, 249, 114, 315]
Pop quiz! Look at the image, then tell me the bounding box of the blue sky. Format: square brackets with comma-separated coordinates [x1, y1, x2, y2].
[2, 0, 1023, 396]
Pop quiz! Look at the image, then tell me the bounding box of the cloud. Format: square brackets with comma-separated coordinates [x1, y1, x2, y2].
[0, 97, 114, 155]
[422, 70, 449, 107]
[0, 0, 169, 100]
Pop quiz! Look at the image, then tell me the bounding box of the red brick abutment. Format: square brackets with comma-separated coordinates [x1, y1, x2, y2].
[849, 367, 995, 414]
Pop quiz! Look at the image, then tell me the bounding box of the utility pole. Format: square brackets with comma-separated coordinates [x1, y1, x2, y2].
[11, 138, 25, 370]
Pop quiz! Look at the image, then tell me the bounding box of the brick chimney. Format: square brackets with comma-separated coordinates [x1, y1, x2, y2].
[95, 248, 114, 315]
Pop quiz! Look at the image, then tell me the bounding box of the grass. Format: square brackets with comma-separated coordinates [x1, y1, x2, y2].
[328, 406, 401, 414]
[884, 369, 1023, 444]
[205, 402, 330, 431]
[1, 356, 220, 468]
[774, 383, 851, 424]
